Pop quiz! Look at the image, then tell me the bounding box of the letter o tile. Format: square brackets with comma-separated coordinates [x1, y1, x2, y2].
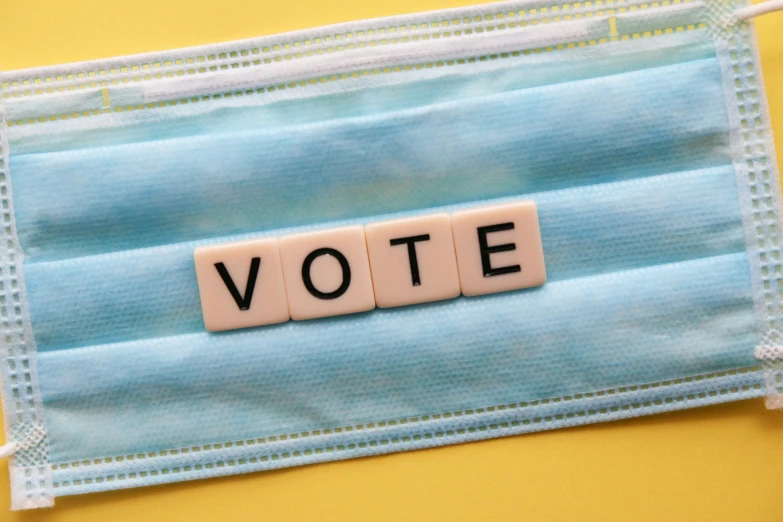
[279, 226, 376, 320]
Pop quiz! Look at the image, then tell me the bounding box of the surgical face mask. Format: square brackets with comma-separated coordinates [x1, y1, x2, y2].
[1, 0, 782, 510]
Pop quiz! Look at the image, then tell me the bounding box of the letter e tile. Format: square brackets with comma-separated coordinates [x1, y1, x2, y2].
[451, 201, 546, 296]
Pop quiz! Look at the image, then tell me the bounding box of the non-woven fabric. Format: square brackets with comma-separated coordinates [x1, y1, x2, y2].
[0, 0, 781, 510]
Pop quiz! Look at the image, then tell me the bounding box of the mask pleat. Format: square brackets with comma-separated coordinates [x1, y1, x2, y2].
[12, 58, 727, 263]
[38, 252, 756, 462]
[26, 164, 744, 352]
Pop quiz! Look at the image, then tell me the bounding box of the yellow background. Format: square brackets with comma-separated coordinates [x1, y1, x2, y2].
[2, 0, 783, 520]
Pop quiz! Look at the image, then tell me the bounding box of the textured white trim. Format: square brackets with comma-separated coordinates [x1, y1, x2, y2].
[756, 342, 783, 409]
[755, 345, 783, 361]
[0, 425, 46, 459]
[0, 77, 55, 509]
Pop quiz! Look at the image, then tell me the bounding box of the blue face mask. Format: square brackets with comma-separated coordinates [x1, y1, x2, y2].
[2, 0, 782, 510]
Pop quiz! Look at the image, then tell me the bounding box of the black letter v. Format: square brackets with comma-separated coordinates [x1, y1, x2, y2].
[214, 257, 261, 311]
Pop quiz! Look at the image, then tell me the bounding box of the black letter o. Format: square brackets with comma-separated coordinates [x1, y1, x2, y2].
[301, 248, 351, 300]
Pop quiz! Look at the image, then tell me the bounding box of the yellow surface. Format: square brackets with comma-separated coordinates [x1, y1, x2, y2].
[1, 0, 783, 520]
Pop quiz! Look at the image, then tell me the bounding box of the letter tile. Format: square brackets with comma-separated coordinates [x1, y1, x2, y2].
[279, 226, 376, 320]
[194, 238, 290, 332]
[451, 201, 546, 296]
[365, 213, 460, 308]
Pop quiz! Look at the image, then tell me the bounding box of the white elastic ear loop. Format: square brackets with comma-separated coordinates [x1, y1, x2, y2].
[734, 0, 783, 20]
[0, 441, 19, 459]
[755, 344, 783, 410]
[0, 426, 45, 459]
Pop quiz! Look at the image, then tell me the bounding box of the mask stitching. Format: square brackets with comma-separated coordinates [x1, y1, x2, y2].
[47, 365, 759, 473]
[722, 15, 783, 402]
[0, 84, 54, 508]
[1, 0, 698, 99]
[47, 371, 763, 490]
[6, 21, 709, 127]
[709, 13, 783, 344]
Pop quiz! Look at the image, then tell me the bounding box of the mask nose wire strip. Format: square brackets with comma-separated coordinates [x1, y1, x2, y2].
[733, 0, 783, 20]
